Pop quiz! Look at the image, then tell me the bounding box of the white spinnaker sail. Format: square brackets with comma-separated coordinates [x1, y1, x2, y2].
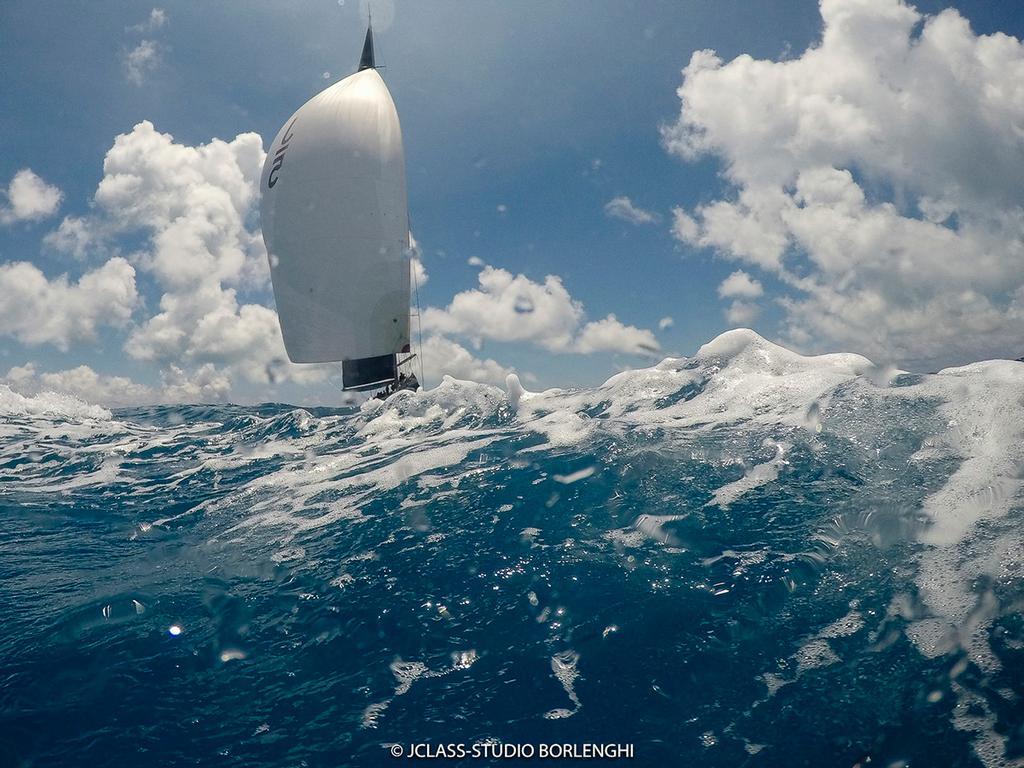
[260, 68, 410, 364]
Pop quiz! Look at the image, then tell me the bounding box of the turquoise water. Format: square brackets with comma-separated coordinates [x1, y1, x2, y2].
[2, 331, 1022, 767]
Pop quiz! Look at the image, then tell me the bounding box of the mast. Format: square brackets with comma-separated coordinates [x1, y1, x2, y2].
[358, 19, 375, 71]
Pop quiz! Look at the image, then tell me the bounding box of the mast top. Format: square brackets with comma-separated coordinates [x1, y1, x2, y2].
[358, 19, 375, 71]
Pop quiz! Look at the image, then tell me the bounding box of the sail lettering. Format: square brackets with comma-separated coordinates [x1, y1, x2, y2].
[267, 119, 297, 189]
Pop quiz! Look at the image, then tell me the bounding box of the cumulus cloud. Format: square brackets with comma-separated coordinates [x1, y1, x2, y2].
[576, 315, 660, 355]
[423, 266, 582, 351]
[725, 301, 760, 326]
[1, 169, 62, 224]
[160, 363, 231, 403]
[0, 258, 137, 350]
[420, 335, 515, 386]
[123, 8, 167, 85]
[467, 256, 485, 267]
[4, 363, 156, 407]
[663, 0, 1024, 367]
[41, 120, 327, 399]
[422, 265, 659, 356]
[670, 207, 699, 243]
[3, 360, 233, 406]
[718, 271, 763, 327]
[604, 195, 660, 225]
[93, 122, 281, 381]
[43, 216, 98, 259]
[659, 316, 674, 330]
[718, 270, 763, 299]
[124, 40, 162, 85]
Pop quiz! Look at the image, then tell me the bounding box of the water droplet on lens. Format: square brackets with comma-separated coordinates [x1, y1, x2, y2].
[513, 296, 534, 314]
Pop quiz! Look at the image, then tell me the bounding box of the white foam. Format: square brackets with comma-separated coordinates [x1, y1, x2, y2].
[888, 358, 1024, 711]
[390, 659, 429, 696]
[761, 672, 790, 697]
[0, 384, 112, 420]
[506, 329, 875, 449]
[707, 440, 790, 508]
[817, 610, 864, 639]
[521, 409, 594, 448]
[915, 361, 1024, 548]
[505, 373, 527, 409]
[795, 638, 840, 673]
[544, 649, 581, 719]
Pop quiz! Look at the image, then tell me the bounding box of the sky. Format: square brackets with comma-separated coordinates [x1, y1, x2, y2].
[1, 0, 1022, 406]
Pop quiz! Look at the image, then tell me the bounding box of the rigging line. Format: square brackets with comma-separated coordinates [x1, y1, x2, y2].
[410, 246, 426, 389]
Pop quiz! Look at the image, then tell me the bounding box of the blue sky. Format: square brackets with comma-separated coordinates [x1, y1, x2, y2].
[1, 0, 1022, 405]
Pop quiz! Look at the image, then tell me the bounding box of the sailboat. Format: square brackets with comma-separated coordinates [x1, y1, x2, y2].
[260, 22, 420, 396]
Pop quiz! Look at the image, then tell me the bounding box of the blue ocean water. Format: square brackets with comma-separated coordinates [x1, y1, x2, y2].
[2, 331, 1023, 767]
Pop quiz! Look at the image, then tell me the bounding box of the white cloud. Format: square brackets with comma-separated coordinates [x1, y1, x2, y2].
[663, 0, 1024, 367]
[128, 8, 167, 34]
[2, 360, 234, 407]
[423, 266, 583, 351]
[1, 169, 62, 224]
[47, 120, 326, 397]
[725, 301, 761, 326]
[718, 270, 763, 299]
[420, 335, 514, 386]
[4, 363, 156, 406]
[659, 316, 674, 330]
[126, 286, 293, 385]
[467, 256, 485, 267]
[670, 207, 699, 243]
[0, 258, 137, 350]
[604, 195, 660, 225]
[718, 271, 763, 326]
[124, 9, 167, 85]
[409, 232, 427, 287]
[160, 363, 231, 403]
[422, 265, 659, 356]
[576, 315, 660, 355]
[411, 257, 427, 288]
[124, 40, 162, 85]
[2, 363, 36, 391]
[43, 216, 98, 259]
[91, 123, 277, 374]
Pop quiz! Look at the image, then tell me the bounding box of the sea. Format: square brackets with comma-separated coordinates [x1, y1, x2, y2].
[2, 329, 1022, 768]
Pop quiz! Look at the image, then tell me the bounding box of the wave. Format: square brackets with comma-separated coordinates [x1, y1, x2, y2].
[4, 329, 1024, 766]
[0, 384, 113, 421]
